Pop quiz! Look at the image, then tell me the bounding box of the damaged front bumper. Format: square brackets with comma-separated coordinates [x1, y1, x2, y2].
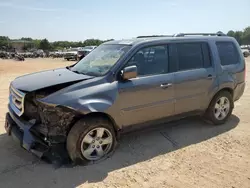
[5, 105, 69, 163]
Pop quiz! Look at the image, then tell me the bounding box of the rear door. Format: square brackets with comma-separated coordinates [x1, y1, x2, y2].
[170, 42, 216, 114]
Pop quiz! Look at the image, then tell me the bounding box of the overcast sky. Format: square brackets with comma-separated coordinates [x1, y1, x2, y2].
[0, 0, 249, 41]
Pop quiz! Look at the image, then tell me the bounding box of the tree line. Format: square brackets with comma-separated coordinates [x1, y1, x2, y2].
[1, 26, 249, 51]
[227, 26, 250, 45]
[0, 37, 113, 51]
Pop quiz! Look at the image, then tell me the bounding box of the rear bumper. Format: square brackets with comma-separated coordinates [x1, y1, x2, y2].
[234, 82, 245, 101]
[5, 105, 69, 163]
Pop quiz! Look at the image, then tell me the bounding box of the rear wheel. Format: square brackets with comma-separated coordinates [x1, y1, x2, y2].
[205, 91, 233, 125]
[66, 117, 116, 165]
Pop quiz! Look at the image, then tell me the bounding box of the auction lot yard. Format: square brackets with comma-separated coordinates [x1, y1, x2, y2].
[0, 58, 249, 188]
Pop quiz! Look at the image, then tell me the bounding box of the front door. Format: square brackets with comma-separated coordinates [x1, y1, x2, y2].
[117, 44, 175, 127]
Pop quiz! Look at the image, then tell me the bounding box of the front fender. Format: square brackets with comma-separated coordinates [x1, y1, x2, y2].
[79, 98, 113, 113]
[38, 81, 119, 117]
[58, 97, 114, 115]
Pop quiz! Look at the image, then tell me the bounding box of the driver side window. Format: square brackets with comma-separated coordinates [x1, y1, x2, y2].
[127, 45, 169, 76]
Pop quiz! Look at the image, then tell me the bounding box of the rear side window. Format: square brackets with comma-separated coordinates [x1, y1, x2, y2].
[216, 42, 240, 66]
[175, 43, 211, 71]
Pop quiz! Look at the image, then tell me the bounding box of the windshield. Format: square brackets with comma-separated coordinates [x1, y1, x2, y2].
[71, 44, 131, 76]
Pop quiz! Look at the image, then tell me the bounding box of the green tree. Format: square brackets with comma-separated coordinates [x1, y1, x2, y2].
[0, 36, 10, 50]
[242, 26, 250, 45]
[33, 39, 41, 49]
[227, 30, 235, 37]
[20, 37, 33, 41]
[227, 26, 250, 45]
[83, 39, 103, 46]
[234, 31, 243, 45]
[39, 38, 51, 50]
[50, 39, 106, 50]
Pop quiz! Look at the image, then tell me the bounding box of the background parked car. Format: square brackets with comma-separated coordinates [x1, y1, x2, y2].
[241, 45, 250, 57]
[77, 46, 96, 61]
[77, 49, 92, 61]
[64, 48, 78, 61]
[0, 51, 9, 59]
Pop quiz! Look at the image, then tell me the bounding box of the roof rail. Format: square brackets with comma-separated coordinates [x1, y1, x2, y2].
[173, 31, 226, 37]
[137, 35, 173, 38]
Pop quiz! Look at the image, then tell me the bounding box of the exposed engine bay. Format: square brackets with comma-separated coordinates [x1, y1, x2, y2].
[23, 85, 78, 144]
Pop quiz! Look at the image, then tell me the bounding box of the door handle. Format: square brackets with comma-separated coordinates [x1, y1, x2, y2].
[160, 83, 172, 89]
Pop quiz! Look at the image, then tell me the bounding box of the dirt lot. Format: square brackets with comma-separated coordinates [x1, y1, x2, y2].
[0, 58, 249, 188]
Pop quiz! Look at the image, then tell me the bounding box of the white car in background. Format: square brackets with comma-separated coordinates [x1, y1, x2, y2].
[241, 45, 250, 57]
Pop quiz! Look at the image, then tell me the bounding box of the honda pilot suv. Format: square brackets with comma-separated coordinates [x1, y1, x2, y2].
[5, 32, 246, 164]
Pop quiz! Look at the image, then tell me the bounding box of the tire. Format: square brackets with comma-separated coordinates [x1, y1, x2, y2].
[205, 91, 233, 125]
[66, 117, 117, 165]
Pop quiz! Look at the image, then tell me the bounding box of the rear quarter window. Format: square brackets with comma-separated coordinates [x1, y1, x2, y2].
[216, 42, 240, 66]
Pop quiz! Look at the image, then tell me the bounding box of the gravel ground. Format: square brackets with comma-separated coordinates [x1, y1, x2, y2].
[0, 58, 249, 188]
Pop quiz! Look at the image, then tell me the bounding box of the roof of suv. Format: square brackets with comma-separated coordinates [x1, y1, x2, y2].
[104, 33, 234, 46]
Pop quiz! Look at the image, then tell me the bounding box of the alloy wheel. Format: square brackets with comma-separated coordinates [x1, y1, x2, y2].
[214, 96, 230, 120]
[80, 127, 113, 160]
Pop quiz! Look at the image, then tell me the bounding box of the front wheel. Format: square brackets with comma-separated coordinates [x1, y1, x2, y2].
[66, 117, 117, 165]
[205, 91, 233, 125]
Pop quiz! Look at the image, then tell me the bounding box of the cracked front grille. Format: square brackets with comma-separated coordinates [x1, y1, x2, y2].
[9, 85, 26, 116]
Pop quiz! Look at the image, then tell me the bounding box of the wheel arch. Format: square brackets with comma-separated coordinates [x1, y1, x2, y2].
[219, 87, 234, 97]
[208, 87, 234, 109]
[71, 112, 121, 138]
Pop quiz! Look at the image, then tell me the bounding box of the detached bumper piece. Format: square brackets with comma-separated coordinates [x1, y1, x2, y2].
[5, 106, 70, 166]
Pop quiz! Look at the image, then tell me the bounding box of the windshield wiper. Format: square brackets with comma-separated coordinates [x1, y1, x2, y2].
[71, 69, 98, 76]
[81, 72, 100, 76]
[72, 70, 82, 74]
[67, 66, 99, 76]
[66, 66, 83, 74]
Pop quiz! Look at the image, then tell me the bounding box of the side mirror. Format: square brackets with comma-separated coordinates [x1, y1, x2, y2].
[121, 65, 138, 80]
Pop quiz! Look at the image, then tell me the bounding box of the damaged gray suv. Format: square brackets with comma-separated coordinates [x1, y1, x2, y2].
[5, 32, 246, 164]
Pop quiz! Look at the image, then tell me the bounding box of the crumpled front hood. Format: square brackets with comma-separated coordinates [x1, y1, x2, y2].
[12, 68, 93, 92]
